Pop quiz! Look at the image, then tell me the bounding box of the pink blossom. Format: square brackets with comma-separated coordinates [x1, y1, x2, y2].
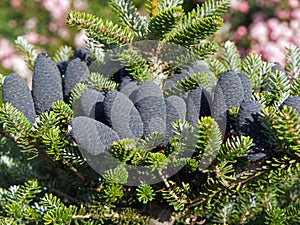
[288, 0, 299, 9]
[231, 25, 248, 41]
[231, 0, 250, 13]
[42, 0, 71, 24]
[275, 9, 290, 20]
[10, 0, 21, 8]
[261, 42, 285, 64]
[0, 39, 14, 61]
[24, 18, 38, 30]
[266, 18, 280, 30]
[237, 2, 249, 13]
[73, 0, 88, 11]
[249, 21, 269, 43]
[24, 32, 40, 45]
[291, 9, 300, 20]
[252, 12, 265, 23]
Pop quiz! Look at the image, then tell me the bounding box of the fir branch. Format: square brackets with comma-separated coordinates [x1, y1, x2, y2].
[191, 0, 231, 18]
[147, 6, 183, 40]
[53, 45, 73, 62]
[136, 184, 155, 204]
[60, 146, 86, 166]
[165, 71, 216, 98]
[51, 101, 73, 125]
[137, 132, 164, 150]
[218, 136, 252, 163]
[109, 0, 148, 37]
[241, 53, 272, 91]
[267, 70, 291, 106]
[102, 165, 128, 184]
[86, 72, 119, 92]
[209, 58, 227, 76]
[219, 40, 242, 72]
[158, 0, 183, 11]
[69, 83, 89, 105]
[0, 103, 33, 149]
[290, 77, 300, 97]
[85, 39, 105, 62]
[195, 117, 222, 167]
[14, 36, 38, 71]
[285, 44, 300, 81]
[108, 139, 136, 163]
[164, 72, 205, 96]
[66, 10, 135, 47]
[164, 16, 223, 47]
[5, 180, 40, 206]
[161, 180, 188, 211]
[271, 106, 300, 155]
[120, 48, 153, 83]
[191, 41, 219, 59]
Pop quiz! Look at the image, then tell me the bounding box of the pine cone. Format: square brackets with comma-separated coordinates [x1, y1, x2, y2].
[32, 53, 63, 115]
[2, 73, 36, 124]
[103, 90, 143, 139]
[165, 95, 186, 142]
[63, 58, 89, 102]
[134, 82, 167, 137]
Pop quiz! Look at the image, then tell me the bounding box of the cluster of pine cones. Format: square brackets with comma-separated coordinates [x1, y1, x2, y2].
[2, 48, 300, 162]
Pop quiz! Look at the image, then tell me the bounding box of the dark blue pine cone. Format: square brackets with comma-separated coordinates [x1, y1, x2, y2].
[237, 72, 252, 100]
[72, 47, 92, 64]
[280, 96, 300, 116]
[73, 89, 105, 122]
[165, 95, 186, 142]
[134, 82, 167, 137]
[188, 87, 212, 117]
[236, 100, 269, 161]
[271, 62, 285, 73]
[32, 53, 63, 115]
[103, 90, 143, 140]
[212, 70, 244, 130]
[2, 73, 36, 124]
[118, 76, 140, 103]
[63, 58, 90, 103]
[70, 116, 119, 156]
[236, 99, 263, 137]
[214, 70, 244, 110]
[184, 96, 199, 127]
[56, 61, 68, 76]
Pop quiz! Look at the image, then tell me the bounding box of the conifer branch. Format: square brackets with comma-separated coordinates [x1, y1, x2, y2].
[109, 0, 148, 37]
[14, 36, 38, 71]
[66, 10, 135, 47]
